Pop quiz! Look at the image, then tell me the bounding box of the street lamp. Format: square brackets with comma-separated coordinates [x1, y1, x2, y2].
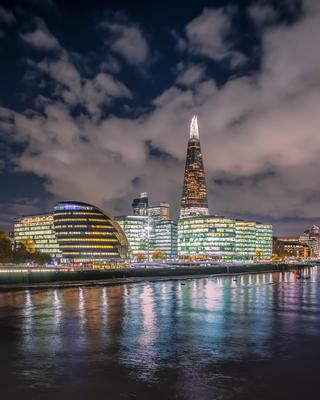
[146, 221, 152, 263]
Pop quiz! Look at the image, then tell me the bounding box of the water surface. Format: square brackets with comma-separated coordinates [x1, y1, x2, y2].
[1, 269, 320, 399]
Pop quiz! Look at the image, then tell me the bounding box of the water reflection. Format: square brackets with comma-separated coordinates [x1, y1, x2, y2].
[1, 268, 320, 399]
[22, 290, 33, 351]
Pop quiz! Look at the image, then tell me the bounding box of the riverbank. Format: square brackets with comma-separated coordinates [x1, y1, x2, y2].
[0, 262, 314, 292]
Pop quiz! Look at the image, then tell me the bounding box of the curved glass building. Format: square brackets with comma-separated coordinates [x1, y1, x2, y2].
[53, 201, 128, 263]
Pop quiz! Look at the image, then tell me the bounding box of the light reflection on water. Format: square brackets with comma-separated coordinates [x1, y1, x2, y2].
[1, 268, 320, 399]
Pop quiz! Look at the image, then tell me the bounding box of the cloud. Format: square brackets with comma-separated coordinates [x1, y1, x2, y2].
[36, 58, 131, 115]
[176, 64, 206, 87]
[19, 19, 132, 115]
[248, 4, 277, 26]
[21, 27, 61, 51]
[0, 6, 15, 25]
[185, 8, 247, 68]
[2, 1, 320, 235]
[102, 20, 149, 65]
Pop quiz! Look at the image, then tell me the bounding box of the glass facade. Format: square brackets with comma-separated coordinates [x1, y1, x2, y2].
[154, 220, 178, 260]
[178, 216, 236, 259]
[256, 223, 273, 259]
[132, 192, 149, 216]
[235, 220, 257, 260]
[148, 202, 170, 221]
[116, 215, 178, 261]
[14, 214, 61, 259]
[53, 202, 128, 263]
[115, 216, 148, 258]
[178, 216, 273, 261]
[180, 116, 209, 219]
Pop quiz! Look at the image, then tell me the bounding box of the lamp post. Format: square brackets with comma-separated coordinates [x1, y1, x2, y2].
[146, 219, 152, 263]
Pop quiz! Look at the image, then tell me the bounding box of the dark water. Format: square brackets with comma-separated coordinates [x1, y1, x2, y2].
[1, 269, 320, 400]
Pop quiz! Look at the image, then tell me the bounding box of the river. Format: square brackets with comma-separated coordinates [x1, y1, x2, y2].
[0, 268, 320, 399]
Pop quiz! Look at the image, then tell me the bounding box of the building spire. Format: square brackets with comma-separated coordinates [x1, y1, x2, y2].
[190, 115, 199, 139]
[180, 115, 209, 219]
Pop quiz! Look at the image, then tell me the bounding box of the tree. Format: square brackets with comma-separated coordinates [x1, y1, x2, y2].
[21, 238, 36, 254]
[255, 250, 262, 261]
[136, 252, 145, 261]
[151, 249, 167, 261]
[13, 242, 31, 263]
[0, 231, 13, 263]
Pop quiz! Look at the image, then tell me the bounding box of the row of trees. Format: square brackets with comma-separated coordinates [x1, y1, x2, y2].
[136, 249, 167, 261]
[0, 232, 52, 265]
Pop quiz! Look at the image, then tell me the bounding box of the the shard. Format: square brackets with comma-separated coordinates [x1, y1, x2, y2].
[180, 115, 209, 219]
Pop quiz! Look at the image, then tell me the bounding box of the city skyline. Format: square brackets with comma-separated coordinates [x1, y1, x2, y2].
[1, 1, 320, 235]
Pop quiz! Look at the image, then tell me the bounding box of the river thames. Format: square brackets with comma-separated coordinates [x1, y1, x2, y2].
[1, 269, 320, 399]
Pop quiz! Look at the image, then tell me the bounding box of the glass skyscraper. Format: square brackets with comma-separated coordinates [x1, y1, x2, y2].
[180, 115, 209, 219]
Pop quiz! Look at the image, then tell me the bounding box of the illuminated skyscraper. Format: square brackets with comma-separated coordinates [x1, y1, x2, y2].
[180, 115, 209, 218]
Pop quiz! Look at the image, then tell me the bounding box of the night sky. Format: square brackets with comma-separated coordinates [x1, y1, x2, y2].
[0, 0, 318, 235]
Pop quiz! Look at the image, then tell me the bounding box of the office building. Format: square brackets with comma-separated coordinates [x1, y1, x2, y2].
[154, 220, 178, 260]
[235, 220, 257, 261]
[148, 202, 170, 221]
[300, 225, 320, 257]
[178, 216, 235, 260]
[180, 115, 209, 219]
[14, 213, 61, 259]
[53, 201, 128, 263]
[132, 192, 149, 216]
[256, 223, 273, 259]
[115, 215, 148, 258]
[178, 216, 273, 261]
[273, 236, 311, 259]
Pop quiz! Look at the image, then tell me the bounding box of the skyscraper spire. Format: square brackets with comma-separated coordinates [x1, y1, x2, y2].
[180, 116, 209, 219]
[190, 115, 199, 139]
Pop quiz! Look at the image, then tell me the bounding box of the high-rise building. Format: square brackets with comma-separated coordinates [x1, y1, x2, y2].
[180, 115, 209, 219]
[117, 194, 177, 260]
[14, 214, 61, 259]
[115, 215, 148, 258]
[154, 220, 178, 260]
[132, 192, 149, 216]
[148, 202, 170, 221]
